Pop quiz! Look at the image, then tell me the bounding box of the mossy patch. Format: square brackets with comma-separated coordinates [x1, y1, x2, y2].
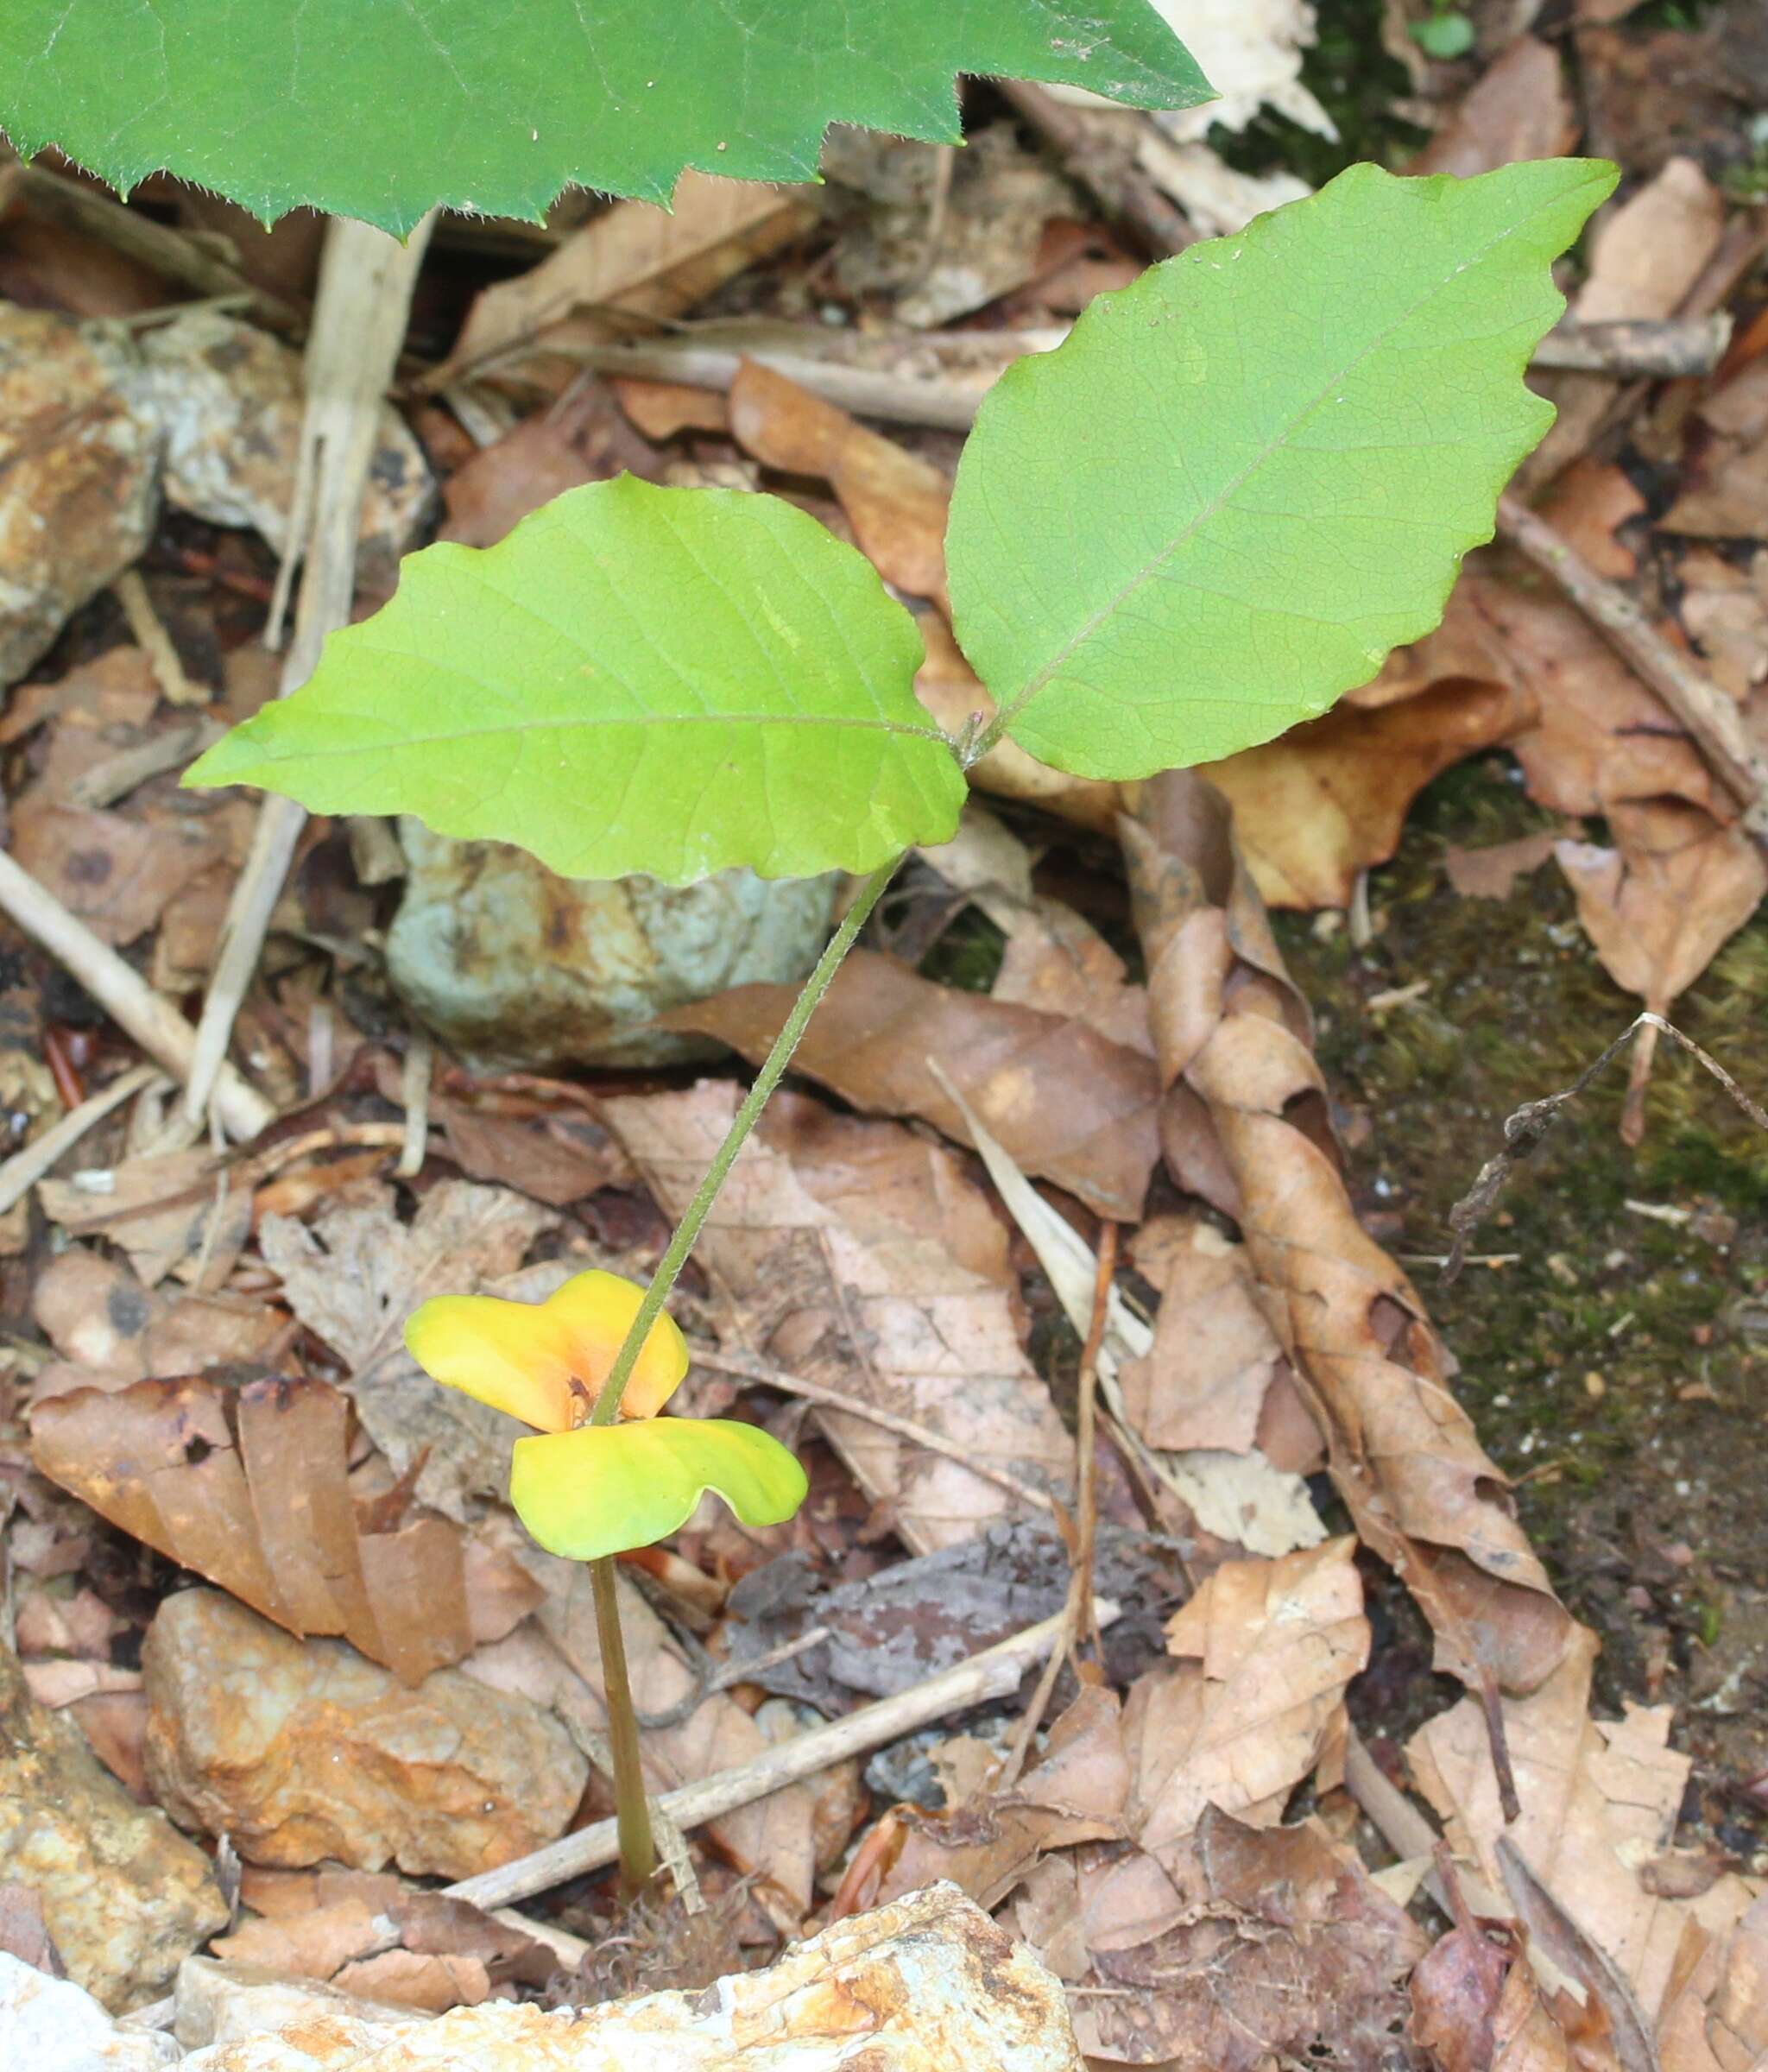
[1273, 755, 1768, 1838]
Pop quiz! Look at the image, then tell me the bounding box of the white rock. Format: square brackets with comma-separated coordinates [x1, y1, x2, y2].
[0, 1951, 182, 2069]
[179, 1885, 1082, 2070]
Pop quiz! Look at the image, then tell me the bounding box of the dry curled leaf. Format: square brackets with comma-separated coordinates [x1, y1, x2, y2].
[1123, 770, 1573, 1696]
[874, 1686, 1132, 1911]
[657, 949, 1159, 1222]
[1124, 1538, 1367, 1851]
[1409, 1626, 1764, 2028]
[436, 173, 815, 388]
[1204, 675, 1538, 909]
[1065, 1807, 1429, 2069]
[603, 1080, 1073, 1554]
[258, 1178, 556, 1521]
[31, 1374, 473, 1686]
[729, 360, 952, 609]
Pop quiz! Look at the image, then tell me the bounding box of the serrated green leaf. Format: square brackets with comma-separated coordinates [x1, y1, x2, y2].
[0, 2, 1210, 236]
[510, 1418, 809, 1562]
[945, 158, 1617, 782]
[185, 477, 966, 883]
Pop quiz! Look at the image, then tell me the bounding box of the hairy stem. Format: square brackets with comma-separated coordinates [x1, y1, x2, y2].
[587, 853, 900, 1429]
[590, 1552, 656, 1893]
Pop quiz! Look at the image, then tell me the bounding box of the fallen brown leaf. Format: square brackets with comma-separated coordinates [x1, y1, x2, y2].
[1445, 832, 1563, 902]
[1203, 675, 1538, 907]
[39, 1148, 254, 1292]
[1663, 359, 1768, 544]
[257, 1178, 556, 1520]
[873, 1686, 1131, 1911]
[1407, 36, 1576, 178]
[1414, 1917, 1512, 2072]
[1658, 1893, 1768, 2072]
[435, 174, 815, 388]
[1676, 549, 1768, 700]
[657, 948, 1159, 1222]
[1124, 1538, 1367, 1851]
[438, 382, 660, 548]
[468, 1550, 818, 1913]
[1063, 1808, 1429, 2069]
[1124, 771, 1573, 1696]
[603, 1080, 1073, 1553]
[912, 610, 1121, 832]
[1120, 1218, 1293, 1456]
[1523, 157, 1726, 491]
[31, 1374, 474, 1686]
[1555, 802, 1767, 1139]
[1410, 1626, 1763, 2026]
[729, 360, 951, 609]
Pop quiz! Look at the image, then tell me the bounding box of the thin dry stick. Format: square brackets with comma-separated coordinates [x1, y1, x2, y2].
[998, 79, 1200, 256]
[996, 1221, 1118, 1791]
[444, 1598, 1117, 1914]
[1496, 493, 1768, 837]
[1341, 1726, 1506, 1922]
[0, 1064, 167, 1216]
[0, 850, 272, 1141]
[1446, 1011, 1768, 1280]
[686, 1340, 1059, 1518]
[177, 214, 437, 1142]
[0, 159, 304, 332]
[111, 571, 205, 707]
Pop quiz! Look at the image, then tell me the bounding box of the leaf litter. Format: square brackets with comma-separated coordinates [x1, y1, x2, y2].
[1, 31, 1766, 2067]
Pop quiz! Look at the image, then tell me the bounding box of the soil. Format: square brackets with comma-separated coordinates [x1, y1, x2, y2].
[1272, 755, 1768, 1862]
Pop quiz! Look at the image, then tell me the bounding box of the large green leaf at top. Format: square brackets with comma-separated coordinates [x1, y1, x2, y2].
[184, 477, 966, 883]
[510, 1418, 809, 1563]
[945, 158, 1617, 782]
[0, 2, 1209, 236]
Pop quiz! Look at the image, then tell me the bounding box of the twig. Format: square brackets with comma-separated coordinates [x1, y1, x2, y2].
[1445, 1012, 1768, 1280]
[635, 1624, 832, 1733]
[464, 311, 1720, 443]
[66, 717, 220, 809]
[995, 1222, 1118, 1791]
[1529, 314, 1732, 377]
[685, 1340, 1058, 1519]
[443, 1597, 1119, 1913]
[997, 79, 1199, 256]
[1496, 494, 1768, 837]
[1342, 1725, 1506, 1921]
[395, 1037, 433, 1178]
[111, 570, 205, 707]
[0, 159, 304, 332]
[0, 1064, 167, 1216]
[0, 849, 272, 1141]
[176, 214, 438, 1143]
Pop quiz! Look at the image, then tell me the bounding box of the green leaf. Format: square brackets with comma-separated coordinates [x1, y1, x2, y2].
[185, 477, 965, 883]
[1411, 11, 1476, 58]
[0, 2, 1211, 236]
[509, 1418, 809, 1562]
[945, 158, 1617, 781]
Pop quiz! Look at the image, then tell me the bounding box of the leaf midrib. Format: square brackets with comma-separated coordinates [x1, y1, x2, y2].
[990, 185, 1576, 737]
[247, 707, 955, 760]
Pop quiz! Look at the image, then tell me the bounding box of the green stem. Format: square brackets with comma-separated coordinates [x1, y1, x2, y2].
[590, 1552, 656, 1894]
[586, 852, 900, 1428]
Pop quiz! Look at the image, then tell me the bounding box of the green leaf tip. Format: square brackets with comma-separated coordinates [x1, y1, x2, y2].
[0, 1, 1210, 236]
[946, 155, 1618, 784]
[186, 475, 968, 885]
[509, 1418, 809, 1563]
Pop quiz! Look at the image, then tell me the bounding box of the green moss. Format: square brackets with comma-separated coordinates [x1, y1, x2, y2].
[1272, 755, 1768, 1728]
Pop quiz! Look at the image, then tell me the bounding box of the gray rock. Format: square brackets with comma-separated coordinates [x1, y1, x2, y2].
[136, 310, 432, 596]
[0, 310, 160, 685]
[0, 1643, 225, 2012]
[386, 820, 840, 1071]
